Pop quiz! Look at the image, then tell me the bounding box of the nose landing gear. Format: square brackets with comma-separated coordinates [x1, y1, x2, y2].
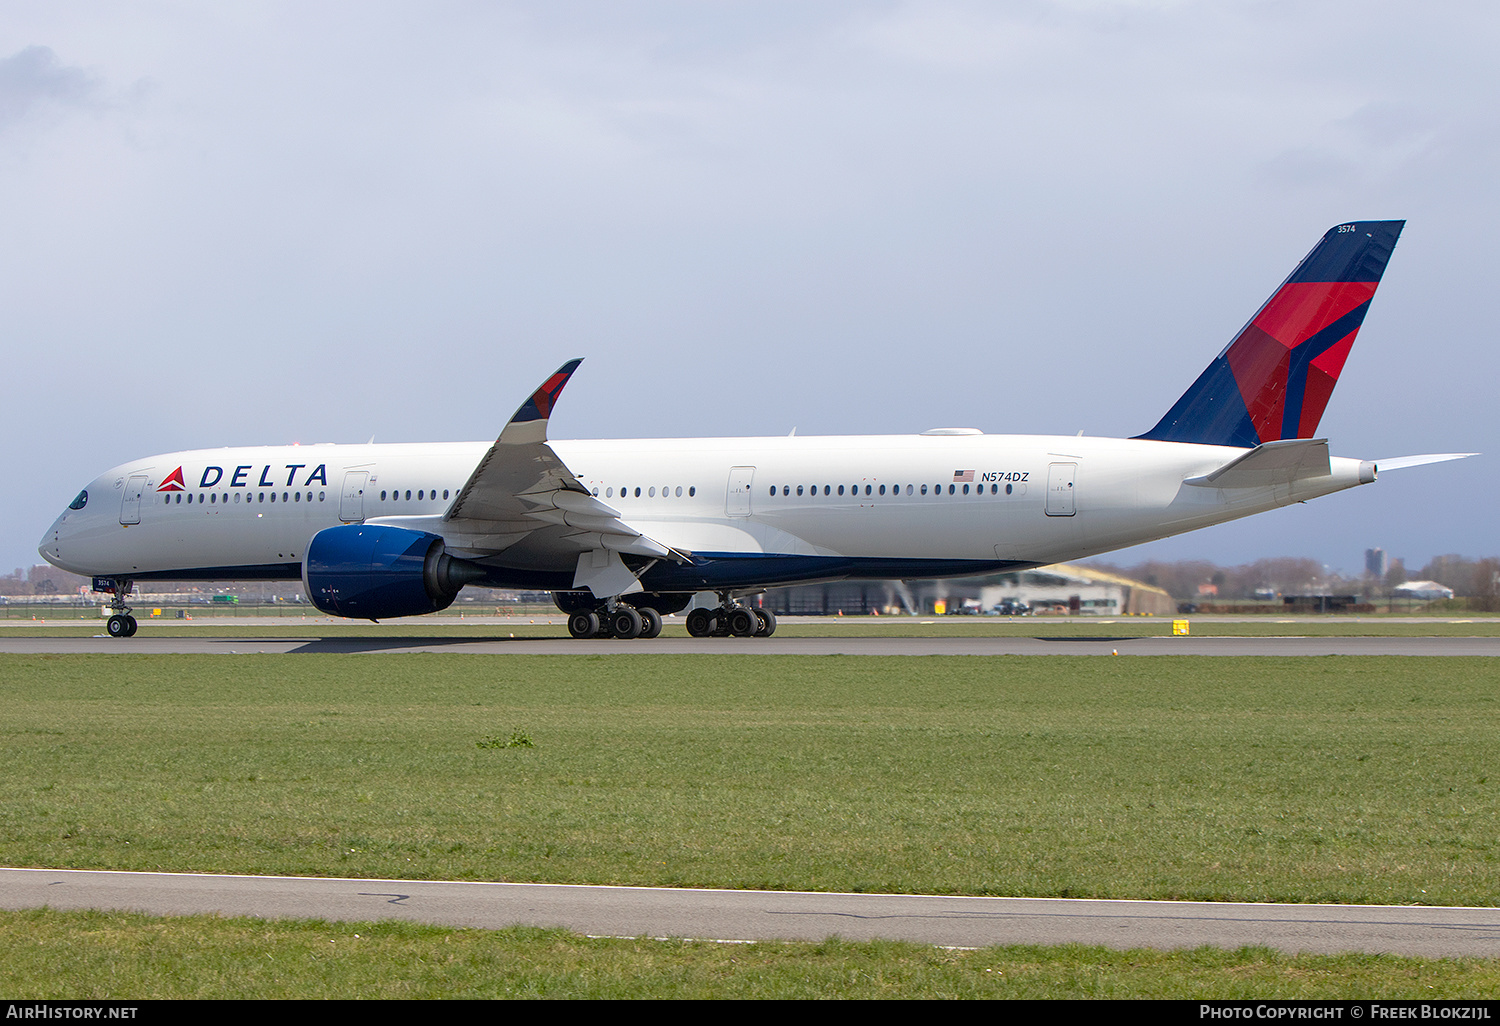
[101, 578, 138, 638]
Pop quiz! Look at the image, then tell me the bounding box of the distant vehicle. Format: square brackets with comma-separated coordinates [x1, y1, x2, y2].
[40, 220, 1475, 640]
[995, 598, 1031, 616]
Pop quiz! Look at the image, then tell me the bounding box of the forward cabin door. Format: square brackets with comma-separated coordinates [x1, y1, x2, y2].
[726, 466, 755, 517]
[119, 475, 148, 525]
[1046, 463, 1077, 517]
[339, 471, 368, 523]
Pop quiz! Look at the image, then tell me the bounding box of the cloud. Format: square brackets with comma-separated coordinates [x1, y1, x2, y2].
[0, 45, 98, 129]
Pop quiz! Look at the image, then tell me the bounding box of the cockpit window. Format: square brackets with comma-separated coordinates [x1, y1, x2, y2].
[68, 490, 88, 510]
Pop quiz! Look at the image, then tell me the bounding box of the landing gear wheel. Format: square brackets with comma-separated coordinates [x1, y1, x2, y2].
[727, 606, 758, 637]
[107, 614, 130, 638]
[123, 615, 138, 637]
[608, 606, 643, 640]
[567, 611, 600, 639]
[637, 607, 663, 639]
[753, 608, 776, 637]
[685, 608, 714, 638]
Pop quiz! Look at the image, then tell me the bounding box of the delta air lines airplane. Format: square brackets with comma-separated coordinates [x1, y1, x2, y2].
[39, 221, 1472, 639]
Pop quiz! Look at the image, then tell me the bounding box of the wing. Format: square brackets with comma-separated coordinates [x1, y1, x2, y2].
[441, 360, 686, 596]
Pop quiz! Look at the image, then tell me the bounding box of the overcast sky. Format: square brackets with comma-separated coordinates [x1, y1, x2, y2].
[5, 1, 1495, 579]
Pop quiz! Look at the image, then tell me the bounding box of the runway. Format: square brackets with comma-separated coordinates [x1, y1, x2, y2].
[2, 634, 1498, 655]
[4, 868, 1498, 956]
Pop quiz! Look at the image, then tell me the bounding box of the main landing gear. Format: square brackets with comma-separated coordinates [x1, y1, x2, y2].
[103, 578, 138, 638]
[566, 604, 664, 640]
[684, 596, 776, 639]
[554, 591, 775, 640]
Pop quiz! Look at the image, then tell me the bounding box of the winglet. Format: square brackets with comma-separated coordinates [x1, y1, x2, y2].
[499, 359, 583, 445]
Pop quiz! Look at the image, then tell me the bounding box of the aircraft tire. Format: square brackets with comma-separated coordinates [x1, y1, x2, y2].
[567, 611, 600, 639]
[107, 615, 130, 638]
[609, 606, 643, 640]
[753, 608, 776, 637]
[727, 606, 758, 637]
[685, 608, 713, 637]
[637, 607, 663, 639]
[124, 615, 138, 637]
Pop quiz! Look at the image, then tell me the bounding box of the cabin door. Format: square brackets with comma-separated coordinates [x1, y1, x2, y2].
[339, 471, 368, 523]
[1045, 463, 1077, 517]
[726, 467, 755, 517]
[119, 475, 148, 525]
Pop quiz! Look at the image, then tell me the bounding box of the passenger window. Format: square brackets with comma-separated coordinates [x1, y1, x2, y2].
[878, 485, 885, 495]
[607, 488, 614, 498]
[865, 485, 872, 496]
[676, 486, 683, 497]
[796, 485, 803, 496]
[689, 487, 696, 496]
[837, 485, 844, 495]
[634, 487, 641, 497]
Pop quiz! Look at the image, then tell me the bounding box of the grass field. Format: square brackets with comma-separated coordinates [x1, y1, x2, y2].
[6, 652, 1500, 998]
[2, 653, 1498, 906]
[6, 907, 1499, 999]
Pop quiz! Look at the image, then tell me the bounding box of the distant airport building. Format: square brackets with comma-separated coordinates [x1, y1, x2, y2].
[1392, 580, 1455, 601]
[762, 564, 1174, 616]
[1365, 547, 1388, 578]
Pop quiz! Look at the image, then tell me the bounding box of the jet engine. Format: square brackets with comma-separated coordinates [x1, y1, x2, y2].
[303, 525, 485, 620]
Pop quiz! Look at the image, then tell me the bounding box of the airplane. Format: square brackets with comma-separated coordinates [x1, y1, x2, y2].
[39, 220, 1474, 640]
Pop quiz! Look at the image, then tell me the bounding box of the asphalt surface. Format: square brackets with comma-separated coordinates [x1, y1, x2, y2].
[5, 868, 1500, 956]
[2, 634, 1498, 655]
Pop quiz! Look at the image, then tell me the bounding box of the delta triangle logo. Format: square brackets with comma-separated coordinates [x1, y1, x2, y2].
[157, 467, 186, 492]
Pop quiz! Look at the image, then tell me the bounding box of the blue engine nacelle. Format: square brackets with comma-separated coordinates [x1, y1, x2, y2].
[302, 525, 486, 620]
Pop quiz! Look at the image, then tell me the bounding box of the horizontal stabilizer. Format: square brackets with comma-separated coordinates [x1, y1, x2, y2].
[1369, 452, 1478, 473]
[1185, 437, 1330, 489]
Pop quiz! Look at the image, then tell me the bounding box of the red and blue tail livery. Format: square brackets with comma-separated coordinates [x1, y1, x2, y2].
[1138, 221, 1404, 448]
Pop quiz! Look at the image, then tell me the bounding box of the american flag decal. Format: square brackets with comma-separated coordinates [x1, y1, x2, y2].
[953, 470, 974, 482]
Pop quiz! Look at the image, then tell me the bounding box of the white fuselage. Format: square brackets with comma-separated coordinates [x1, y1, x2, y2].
[39, 432, 1370, 591]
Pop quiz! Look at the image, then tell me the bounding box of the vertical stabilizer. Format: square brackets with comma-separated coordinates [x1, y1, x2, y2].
[1137, 221, 1404, 447]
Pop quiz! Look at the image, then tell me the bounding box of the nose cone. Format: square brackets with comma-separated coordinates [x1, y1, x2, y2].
[39, 511, 69, 568]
